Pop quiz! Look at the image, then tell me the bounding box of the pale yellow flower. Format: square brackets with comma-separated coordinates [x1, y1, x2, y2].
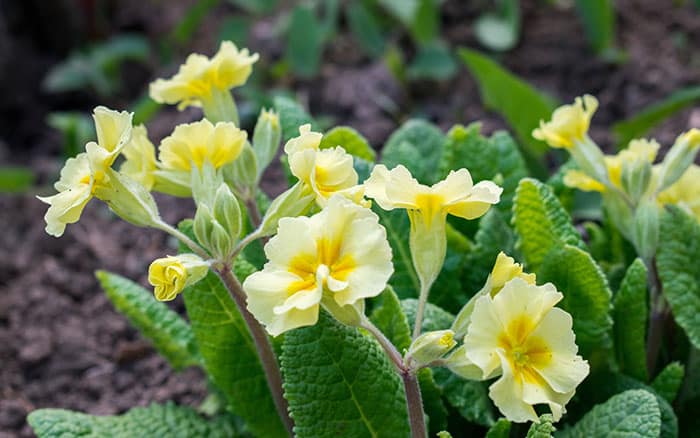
[159, 119, 246, 172]
[38, 107, 133, 237]
[533, 95, 598, 149]
[148, 254, 209, 301]
[149, 41, 259, 110]
[243, 195, 393, 336]
[284, 124, 363, 207]
[120, 125, 157, 190]
[657, 164, 700, 222]
[462, 278, 589, 423]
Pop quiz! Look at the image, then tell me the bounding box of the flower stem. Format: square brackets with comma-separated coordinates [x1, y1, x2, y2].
[412, 281, 433, 339]
[202, 90, 239, 125]
[245, 192, 263, 230]
[154, 220, 210, 260]
[217, 266, 294, 436]
[360, 316, 404, 371]
[645, 256, 667, 376]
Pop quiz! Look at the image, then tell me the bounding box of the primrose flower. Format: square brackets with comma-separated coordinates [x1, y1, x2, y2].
[242, 195, 393, 336]
[657, 164, 700, 222]
[365, 164, 501, 287]
[533, 95, 598, 149]
[460, 278, 589, 422]
[38, 107, 133, 237]
[148, 254, 209, 301]
[120, 125, 157, 190]
[156, 119, 246, 195]
[149, 41, 259, 110]
[284, 124, 365, 207]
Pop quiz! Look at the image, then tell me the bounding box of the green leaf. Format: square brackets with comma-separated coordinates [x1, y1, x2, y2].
[402, 298, 454, 333]
[432, 368, 495, 427]
[613, 259, 648, 381]
[375, 207, 421, 299]
[320, 126, 376, 161]
[286, 5, 325, 78]
[370, 286, 412, 351]
[527, 414, 555, 438]
[407, 41, 457, 81]
[538, 244, 613, 361]
[409, 0, 439, 44]
[418, 368, 448, 435]
[381, 119, 447, 185]
[651, 362, 685, 403]
[439, 123, 529, 218]
[273, 95, 317, 142]
[512, 178, 585, 272]
[96, 271, 200, 371]
[613, 86, 700, 147]
[574, 0, 616, 54]
[485, 418, 511, 438]
[172, 0, 220, 44]
[474, 0, 520, 52]
[557, 390, 661, 438]
[0, 166, 34, 193]
[429, 225, 472, 313]
[183, 271, 286, 437]
[346, 1, 386, 57]
[281, 312, 410, 437]
[377, 0, 419, 26]
[27, 402, 240, 438]
[459, 48, 557, 162]
[657, 206, 700, 349]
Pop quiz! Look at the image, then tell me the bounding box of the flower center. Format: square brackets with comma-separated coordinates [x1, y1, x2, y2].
[497, 315, 553, 383]
[286, 238, 356, 296]
[414, 193, 445, 226]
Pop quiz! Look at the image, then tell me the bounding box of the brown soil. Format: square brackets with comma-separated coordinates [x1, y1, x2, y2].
[1, 0, 699, 436]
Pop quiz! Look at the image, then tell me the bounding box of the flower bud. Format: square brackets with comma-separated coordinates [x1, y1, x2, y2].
[258, 181, 315, 236]
[191, 162, 223, 207]
[568, 136, 610, 186]
[633, 198, 660, 261]
[194, 185, 242, 259]
[224, 141, 258, 197]
[602, 192, 634, 241]
[406, 330, 456, 369]
[657, 129, 700, 191]
[621, 156, 652, 205]
[94, 169, 161, 228]
[148, 253, 209, 301]
[252, 108, 281, 178]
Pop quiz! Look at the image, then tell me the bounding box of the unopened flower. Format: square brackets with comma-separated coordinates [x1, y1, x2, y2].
[149, 41, 259, 110]
[38, 107, 132, 237]
[407, 329, 456, 368]
[458, 278, 589, 423]
[243, 195, 393, 336]
[533, 95, 598, 149]
[120, 125, 157, 190]
[148, 254, 209, 301]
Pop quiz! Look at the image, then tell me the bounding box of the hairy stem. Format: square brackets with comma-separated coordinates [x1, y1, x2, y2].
[360, 316, 404, 371]
[154, 221, 209, 260]
[402, 372, 427, 438]
[645, 256, 666, 376]
[245, 193, 263, 230]
[217, 267, 294, 435]
[412, 281, 432, 339]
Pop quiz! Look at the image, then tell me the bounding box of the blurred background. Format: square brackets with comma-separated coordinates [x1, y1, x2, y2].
[1, 0, 698, 436]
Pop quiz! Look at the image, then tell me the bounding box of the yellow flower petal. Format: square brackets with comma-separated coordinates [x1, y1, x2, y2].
[120, 125, 157, 190]
[658, 164, 700, 222]
[563, 169, 606, 192]
[148, 254, 208, 301]
[533, 94, 598, 149]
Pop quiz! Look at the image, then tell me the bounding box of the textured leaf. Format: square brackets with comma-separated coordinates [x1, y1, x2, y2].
[183, 271, 286, 437]
[381, 119, 447, 185]
[375, 207, 421, 299]
[370, 286, 412, 351]
[439, 123, 529, 218]
[574, 0, 615, 54]
[401, 298, 454, 333]
[432, 368, 495, 427]
[613, 87, 700, 147]
[281, 312, 409, 437]
[485, 418, 511, 438]
[657, 206, 700, 349]
[27, 402, 240, 438]
[557, 390, 660, 438]
[512, 178, 585, 271]
[320, 126, 376, 161]
[651, 362, 684, 403]
[429, 224, 472, 314]
[527, 414, 555, 438]
[613, 259, 648, 381]
[96, 270, 199, 371]
[458, 48, 557, 162]
[286, 5, 325, 78]
[273, 95, 317, 142]
[537, 244, 613, 361]
[418, 368, 448, 436]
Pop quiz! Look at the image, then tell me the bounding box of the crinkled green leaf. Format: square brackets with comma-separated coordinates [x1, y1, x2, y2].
[370, 286, 412, 351]
[381, 119, 447, 185]
[429, 225, 472, 313]
[183, 271, 286, 437]
[439, 123, 529, 218]
[273, 95, 317, 142]
[96, 270, 200, 371]
[375, 207, 421, 299]
[613, 259, 648, 381]
[512, 178, 585, 271]
[485, 418, 511, 437]
[418, 368, 448, 435]
[27, 402, 241, 438]
[557, 390, 660, 438]
[527, 414, 555, 438]
[320, 126, 376, 161]
[458, 48, 557, 163]
[537, 244, 613, 362]
[281, 312, 409, 437]
[432, 368, 495, 427]
[401, 298, 454, 333]
[657, 205, 700, 349]
[651, 362, 684, 403]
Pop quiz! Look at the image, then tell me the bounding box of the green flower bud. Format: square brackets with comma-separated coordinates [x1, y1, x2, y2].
[94, 168, 160, 228]
[633, 198, 660, 261]
[569, 135, 610, 186]
[213, 184, 243, 242]
[252, 108, 281, 179]
[621, 158, 652, 205]
[406, 330, 456, 369]
[191, 162, 222, 207]
[657, 129, 700, 191]
[602, 192, 634, 241]
[224, 141, 258, 197]
[259, 182, 315, 236]
[193, 186, 242, 260]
